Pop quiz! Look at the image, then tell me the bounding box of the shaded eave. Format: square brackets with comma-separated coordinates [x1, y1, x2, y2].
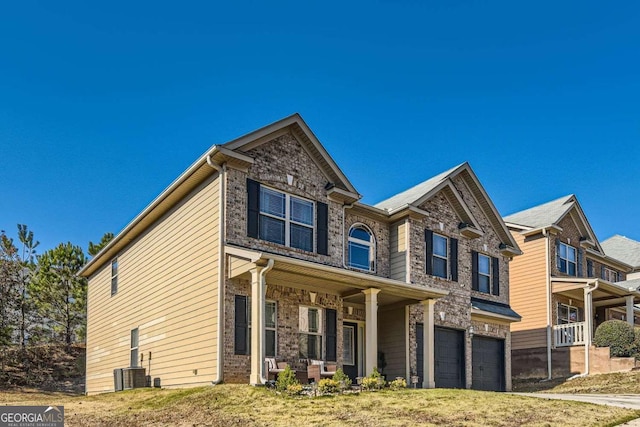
[471, 297, 521, 323]
[225, 245, 449, 303]
[78, 146, 253, 278]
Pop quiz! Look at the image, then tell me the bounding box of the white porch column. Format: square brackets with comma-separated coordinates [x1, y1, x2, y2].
[363, 288, 380, 375]
[249, 266, 264, 386]
[626, 295, 635, 327]
[421, 299, 436, 389]
[583, 286, 593, 375]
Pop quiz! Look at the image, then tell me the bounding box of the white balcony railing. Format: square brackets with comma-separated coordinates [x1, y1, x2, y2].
[553, 322, 586, 347]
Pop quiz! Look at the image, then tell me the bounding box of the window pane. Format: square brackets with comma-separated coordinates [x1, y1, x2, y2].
[478, 255, 490, 274]
[308, 334, 322, 360]
[568, 262, 576, 276]
[131, 349, 139, 367]
[433, 257, 447, 279]
[290, 223, 313, 251]
[433, 234, 447, 257]
[479, 275, 490, 293]
[567, 246, 576, 262]
[265, 302, 276, 329]
[260, 216, 285, 245]
[290, 197, 313, 225]
[349, 242, 370, 270]
[260, 187, 285, 217]
[112, 259, 118, 277]
[559, 259, 567, 273]
[308, 308, 319, 333]
[266, 330, 276, 357]
[343, 326, 354, 365]
[131, 328, 139, 348]
[350, 227, 371, 242]
[559, 243, 567, 258]
[569, 307, 578, 322]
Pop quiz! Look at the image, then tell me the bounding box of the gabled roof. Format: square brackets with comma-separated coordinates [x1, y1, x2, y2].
[602, 235, 640, 268]
[374, 162, 521, 257]
[614, 277, 640, 292]
[503, 194, 575, 229]
[80, 113, 358, 278]
[504, 194, 603, 253]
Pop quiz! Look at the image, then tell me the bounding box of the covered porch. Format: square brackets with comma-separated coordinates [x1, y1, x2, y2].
[225, 245, 448, 387]
[551, 278, 640, 349]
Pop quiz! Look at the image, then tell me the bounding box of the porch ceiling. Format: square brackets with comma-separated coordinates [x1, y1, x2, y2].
[225, 245, 448, 307]
[552, 277, 640, 306]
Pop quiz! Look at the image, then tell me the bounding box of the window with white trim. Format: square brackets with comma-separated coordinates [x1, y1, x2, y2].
[130, 328, 139, 367]
[265, 301, 277, 357]
[234, 296, 277, 357]
[299, 306, 322, 359]
[557, 302, 581, 324]
[558, 242, 577, 276]
[343, 325, 355, 366]
[259, 186, 314, 252]
[432, 233, 448, 279]
[348, 225, 375, 271]
[604, 268, 618, 282]
[477, 254, 491, 293]
[111, 258, 118, 296]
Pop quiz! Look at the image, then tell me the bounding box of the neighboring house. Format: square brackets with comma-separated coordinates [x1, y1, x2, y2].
[79, 113, 522, 395]
[602, 235, 640, 280]
[504, 195, 640, 379]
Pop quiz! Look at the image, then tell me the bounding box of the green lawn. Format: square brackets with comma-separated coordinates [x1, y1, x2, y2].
[1, 385, 638, 426]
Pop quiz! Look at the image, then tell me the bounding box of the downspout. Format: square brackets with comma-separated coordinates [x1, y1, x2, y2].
[259, 259, 275, 384]
[583, 279, 599, 377]
[342, 203, 356, 268]
[206, 155, 226, 385]
[542, 228, 553, 380]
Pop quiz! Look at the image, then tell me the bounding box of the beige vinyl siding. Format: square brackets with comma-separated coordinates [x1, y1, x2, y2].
[509, 231, 548, 350]
[389, 220, 408, 282]
[86, 175, 220, 394]
[378, 307, 406, 379]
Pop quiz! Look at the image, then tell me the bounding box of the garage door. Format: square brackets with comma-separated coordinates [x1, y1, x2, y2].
[472, 336, 505, 391]
[416, 325, 465, 388]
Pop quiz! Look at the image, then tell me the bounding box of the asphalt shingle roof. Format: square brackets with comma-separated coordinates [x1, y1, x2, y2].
[602, 235, 640, 268]
[614, 277, 640, 291]
[374, 163, 465, 211]
[471, 297, 521, 319]
[502, 194, 575, 229]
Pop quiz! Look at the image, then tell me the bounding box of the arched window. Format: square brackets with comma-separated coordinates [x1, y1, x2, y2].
[348, 225, 375, 271]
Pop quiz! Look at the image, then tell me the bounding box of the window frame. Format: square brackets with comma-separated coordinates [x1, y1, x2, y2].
[431, 233, 449, 279]
[557, 302, 581, 325]
[264, 300, 277, 358]
[130, 328, 139, 368]
[347, 224, 376, 272]
[558, 242, 577, 276]
[259, 186, 315, 252]
[299, 306, 323, 359]
[343, 324, 355, 366]
[477, 253, 492, 293]
[111, 258, 118, 296]
[604, 267, 618, 282]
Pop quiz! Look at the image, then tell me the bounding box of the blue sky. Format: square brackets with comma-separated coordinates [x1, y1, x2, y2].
[1, 1, 639, 254]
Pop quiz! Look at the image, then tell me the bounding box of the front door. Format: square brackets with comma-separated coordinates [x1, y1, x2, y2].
[343, 322, 359, 380]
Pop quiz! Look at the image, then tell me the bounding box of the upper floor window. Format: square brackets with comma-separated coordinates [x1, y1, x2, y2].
[111, 258, 118, 296]
[348, 225, 375, 271]
[558, 242, 577, 276]
[587, 259, 594, 277]
[472, 251, 500, 295]
[425, 229, 458, 281]
[603, 267, 619, 282]
[259, 186, 314, 252]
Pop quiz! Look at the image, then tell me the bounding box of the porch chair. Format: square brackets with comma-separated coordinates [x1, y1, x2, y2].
[307, 359, 337, 383]
[265, 358, 294, 380]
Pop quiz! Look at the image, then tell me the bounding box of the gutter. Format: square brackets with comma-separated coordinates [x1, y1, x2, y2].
[583, 279, 599, 376]
[206, 155, 226, 385]
[543, 227, 552, 380]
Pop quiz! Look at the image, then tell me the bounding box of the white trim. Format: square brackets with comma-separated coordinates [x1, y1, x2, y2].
[347, 223, 376, 272]
[110, 258, 118, 296]
[558, 242, 577, 276]
[432, 232, 449, 279]
[259, 185, 315, 252]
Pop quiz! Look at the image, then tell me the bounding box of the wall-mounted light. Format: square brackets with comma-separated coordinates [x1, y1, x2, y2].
[309, 292, 317, 304]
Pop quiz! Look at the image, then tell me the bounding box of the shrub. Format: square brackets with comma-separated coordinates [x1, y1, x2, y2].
[332, 368, 352, 391]
[276, 365, 299, 393]
[593, 320, 635, 357]
[389, 377, 407, 390]
[632, 327, 640, 360]
[286, 383, 303, 396]
[361, 367, 385, 391]
[317, 378, 340, 394]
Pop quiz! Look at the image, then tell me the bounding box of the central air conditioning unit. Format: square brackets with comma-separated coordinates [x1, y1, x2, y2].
[122, 367, 147, 389]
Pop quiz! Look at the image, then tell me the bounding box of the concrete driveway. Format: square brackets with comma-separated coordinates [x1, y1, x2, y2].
[513, 393, 640, 426]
